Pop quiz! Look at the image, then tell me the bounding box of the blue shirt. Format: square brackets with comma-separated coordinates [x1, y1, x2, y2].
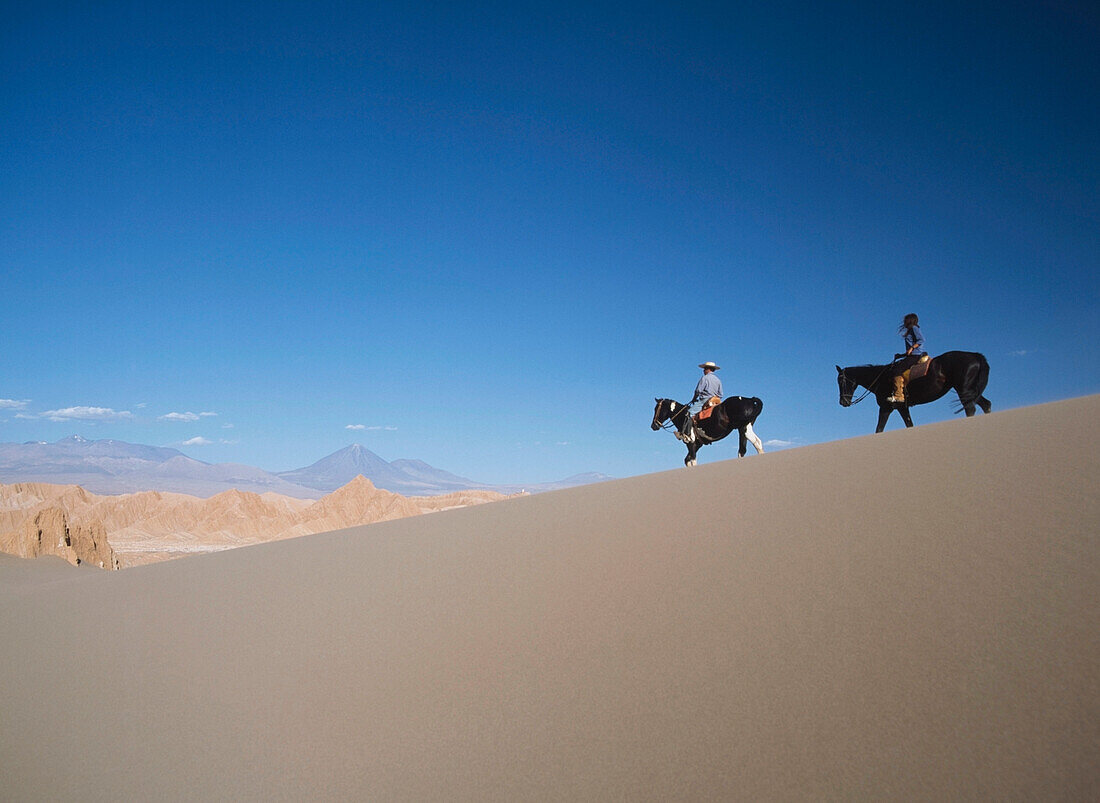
[905, 325, 926, 355]
[692, 372, 723, 404]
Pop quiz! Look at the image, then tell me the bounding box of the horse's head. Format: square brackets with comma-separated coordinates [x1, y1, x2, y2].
[836, 366, 856, 407]
[651, 398, 674, 430]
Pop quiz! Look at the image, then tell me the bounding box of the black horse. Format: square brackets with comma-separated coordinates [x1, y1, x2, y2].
[651, 396, 764, 466]
[836, 351, 992, 433]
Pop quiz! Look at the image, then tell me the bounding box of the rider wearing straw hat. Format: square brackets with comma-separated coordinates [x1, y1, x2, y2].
[679, 361, 723, 443]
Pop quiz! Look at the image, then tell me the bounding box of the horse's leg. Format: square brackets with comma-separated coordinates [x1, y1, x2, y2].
[738, 428, 747, 457]
[900, 406, 915, 427]
[875, 406, 891, 433]
[960, 391, 992, 416]
[684, 442, 698, 467]
[743, 423, 764, 454]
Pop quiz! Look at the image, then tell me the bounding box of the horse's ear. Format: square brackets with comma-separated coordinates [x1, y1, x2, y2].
[655, 397, 660, 403]
[835, 365, 842, 373]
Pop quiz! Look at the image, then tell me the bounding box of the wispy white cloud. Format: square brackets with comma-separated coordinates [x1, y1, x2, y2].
[222, 423, 235, 429]
[160, 411, 200, 422]
[41, 406, 133, 423]
[1008, 349, 1036, 357]
[200, 411, 218, 417]
[346, 424, 366, 430]
[346, 424, 397, 431]
[764, 438, 798, 449]
[181, 436, 213, 446]
[0, 399, 30, 409]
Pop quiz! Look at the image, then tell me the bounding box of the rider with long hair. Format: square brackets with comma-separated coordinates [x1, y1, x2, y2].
[888, 313, 926, 403]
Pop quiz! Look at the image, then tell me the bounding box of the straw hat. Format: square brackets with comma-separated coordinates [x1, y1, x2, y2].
[698, 361, 720, 371]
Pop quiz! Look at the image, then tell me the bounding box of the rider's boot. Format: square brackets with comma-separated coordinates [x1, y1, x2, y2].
[887, 376, 906, 404]
[680, 417, 695, 443]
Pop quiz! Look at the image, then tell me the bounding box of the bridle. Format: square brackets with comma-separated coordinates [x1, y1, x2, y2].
[840, 360, 898, 406]
[653, 399, 689, 432]
[653, 399, 716, 442]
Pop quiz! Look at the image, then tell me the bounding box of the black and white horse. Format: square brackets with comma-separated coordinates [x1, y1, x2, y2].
[651, 396, 764, 466]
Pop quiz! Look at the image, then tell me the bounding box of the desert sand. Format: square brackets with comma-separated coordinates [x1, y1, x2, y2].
[1, 395, 1097, 800]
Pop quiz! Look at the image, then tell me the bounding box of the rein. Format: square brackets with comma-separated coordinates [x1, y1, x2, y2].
[655, 400, 689, 431]
[655, 400, 717, 441]
[844, 360, 899, 405]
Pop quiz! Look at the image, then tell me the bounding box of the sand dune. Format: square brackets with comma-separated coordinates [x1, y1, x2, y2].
[1, 396, 1097, 800]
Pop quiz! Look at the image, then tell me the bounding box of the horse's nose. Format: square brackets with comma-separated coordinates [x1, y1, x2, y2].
[840, 398, 851, 408]
[650, 421, 660, 430]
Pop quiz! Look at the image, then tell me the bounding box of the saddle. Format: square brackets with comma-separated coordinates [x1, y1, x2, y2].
[903, 355, 932, 382]
[696, 396, 722, 421]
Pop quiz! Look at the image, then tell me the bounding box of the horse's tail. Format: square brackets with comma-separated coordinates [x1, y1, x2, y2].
[953, 353, 990, 414]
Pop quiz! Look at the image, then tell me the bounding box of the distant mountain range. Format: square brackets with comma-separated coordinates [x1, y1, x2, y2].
[0, 436, 612, 498]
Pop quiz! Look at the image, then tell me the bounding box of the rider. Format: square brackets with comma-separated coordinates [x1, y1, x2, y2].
[680, 361, 723, 443]
[888, 313, 926, 404]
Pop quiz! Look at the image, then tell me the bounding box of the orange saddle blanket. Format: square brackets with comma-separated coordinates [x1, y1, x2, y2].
[696, 397, 722, 420]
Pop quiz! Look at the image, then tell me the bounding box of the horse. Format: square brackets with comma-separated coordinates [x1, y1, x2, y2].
[836, 351, 992, 433]
[651, 396, 764, 466]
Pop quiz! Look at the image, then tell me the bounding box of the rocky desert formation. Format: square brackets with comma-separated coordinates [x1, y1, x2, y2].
[0, 476, 507, 568]
[0, 500, 118, 570]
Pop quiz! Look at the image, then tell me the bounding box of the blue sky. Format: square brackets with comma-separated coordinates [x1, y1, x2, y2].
[2, 1, 1098, 483]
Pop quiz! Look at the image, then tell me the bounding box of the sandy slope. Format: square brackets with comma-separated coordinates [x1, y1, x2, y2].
[1, 396, 1097, 800]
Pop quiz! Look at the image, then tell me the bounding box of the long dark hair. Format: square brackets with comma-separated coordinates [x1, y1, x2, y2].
[899, 313, 919, 333]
